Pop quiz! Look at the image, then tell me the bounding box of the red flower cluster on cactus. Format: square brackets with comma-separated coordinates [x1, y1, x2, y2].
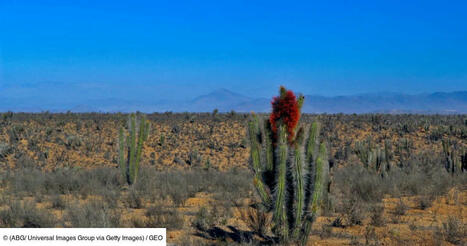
[269, 86, 300, 143]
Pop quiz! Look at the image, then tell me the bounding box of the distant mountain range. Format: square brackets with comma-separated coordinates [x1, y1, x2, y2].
[0, 83, 466, 114]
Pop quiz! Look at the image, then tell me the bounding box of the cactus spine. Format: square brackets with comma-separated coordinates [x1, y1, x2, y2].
[119, 113, 150, 185]
[247, 86, 329, 245]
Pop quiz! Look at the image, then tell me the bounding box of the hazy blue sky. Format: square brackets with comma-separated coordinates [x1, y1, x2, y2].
[1, 0, 466, 99]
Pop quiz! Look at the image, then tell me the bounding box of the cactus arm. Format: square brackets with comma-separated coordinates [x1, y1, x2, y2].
[300, 213, 317, 246]
[248, 118, 262, 172]
[134, 117, 147, 184]
[273, 124, 289, 241]
[311, 143, 328, 214]
[128, 114, 137, 184]
[118, 127, 126, 180]
[143, 120, 150, 141]
[254, 175, 271, 207]
[300, 143, 328, 245]
[461, 150, 466, 172]
[384, 139, 391, 172]
[306, 122, 320, 163]
[248, 115, 272, 206]
[264, 119, 274, 171]
[304, 122, 320, 220]
[292, 143, 305, 239]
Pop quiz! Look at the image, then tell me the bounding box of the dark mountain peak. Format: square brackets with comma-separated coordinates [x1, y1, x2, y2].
[0, 84, 465, 114]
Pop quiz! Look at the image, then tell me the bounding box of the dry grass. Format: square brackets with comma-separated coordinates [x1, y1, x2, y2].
[0, 113, 466, 245]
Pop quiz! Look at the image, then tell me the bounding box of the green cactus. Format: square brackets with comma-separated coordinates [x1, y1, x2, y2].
[461, 150, 466, 173]
[383, 139, 392, 172]
[247, 88, 329, 245]
[442, 139, 464, 174]
[119, 113, 150, 185]
[354, 137, 373, 169]
[354, 138, 391, 175]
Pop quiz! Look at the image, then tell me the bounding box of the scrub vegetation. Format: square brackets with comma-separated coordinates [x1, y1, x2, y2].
[0, 87, 465, 245]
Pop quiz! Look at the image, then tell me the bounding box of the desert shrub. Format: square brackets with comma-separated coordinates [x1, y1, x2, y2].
[50, 195, 66, 210]
[43, 169, 81, 194]
[144, 205, 183, 230]
[65, 199, 120, 227]
[416, 195, 434, 210]
[135, 167, 252, 207]
[428, 127, 445, 141]
[210, 168, 252, 207]
[332, 151, 463, 222]
[333, 164, 384, 203]
[163, 172, 190, 206]
[364, 225, 377, 245]
[4, 167, 123, 199]
[441, 216, 465, 245]
[0, 200, 56, 227]
[14, 154, 37, 169]
[192, 207, 216, 232]
[82, 167, 122, 189]
[369, 204, 385, 227]
[331, 217, 345, 228]
[65, 135, 82, 150]
[385, 152, 461, 198]
[240, 206, 271, 237]
[125, 187, 144, 209]
[393, 199, 408, 216]
[340, 197, 366, 226]
[0, 142, 12, 159]
[8, 168, 46, 196]
[168, 188, 188, 207]
[132, 167, 160, 202]
[318, 225, 333, 239]
[100, 188, 120, 209]
[0, 191, 8, 206]
[130, 217, 146, 228]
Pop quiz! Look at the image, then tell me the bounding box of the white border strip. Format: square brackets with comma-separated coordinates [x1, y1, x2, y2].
[0, 228, 166, 246]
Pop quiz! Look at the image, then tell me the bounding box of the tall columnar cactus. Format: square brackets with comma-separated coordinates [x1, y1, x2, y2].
[461, 151, 467, 173]
[442, 139, 465, 174]
[119, 113, 150, 185]
[248, 86, 329, 245]
[354, 138, 391, 174]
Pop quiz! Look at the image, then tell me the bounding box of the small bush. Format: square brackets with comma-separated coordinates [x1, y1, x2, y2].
[369, 204, 385, 227]
[50, 195, 66, 210]
[192, 207, 215, 231]
[442, 216, 464, 245]
[125, 188, 144, 209]
[0, 200, 56, 228]
[100, 189, 120, 209]
[319, 225, 333, 239]
[331, 217, 345, 228]
[240, 206, 271, 237]
[393, 199, 408, 216]
[364, 225, 377, 245]
[144, 205, 183, 230]
[417, 195, 434, 210]
[65, 199, 120, 227]
[342, 198, 366, 226]
[333, 165, 384, 203]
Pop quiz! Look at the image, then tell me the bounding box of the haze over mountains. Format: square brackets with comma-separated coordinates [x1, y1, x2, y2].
[0, 82, 466, 114]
